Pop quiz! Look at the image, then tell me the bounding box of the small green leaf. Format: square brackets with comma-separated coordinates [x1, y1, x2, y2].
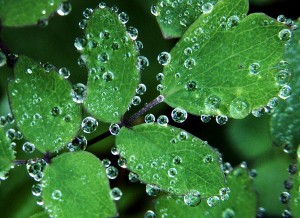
[0, 128, 15, 178]
[8, 56, 82, 153]
[116, 124, 226, 197]
[161, 0, 288, 119]
[82, 7, 140, 123]
[28, 211, 49, 218]
[154, 166, 257, 217]
[290, 148, 300, 215]
[270, 19, 300, 150]
[42, 151, 116, 217]
[0, 0, 70, 27]
[155, 0, 219, 38]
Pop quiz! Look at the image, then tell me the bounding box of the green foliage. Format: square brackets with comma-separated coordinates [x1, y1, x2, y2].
[0, 127, 15, 178]
[161, 0, 288, 119]
[28, 211, 48, 218]
[154, 166, 257, 217]
[42, 151, 116, 217]
[8, 56, 82, 153]
[155, 0, 219, 38]
[270, 18, 300, 151]
[82, 7, 140, 123]
[116, 124, 226, 197]
[0, 0, 68, 27]
[290, 148, 300, 215]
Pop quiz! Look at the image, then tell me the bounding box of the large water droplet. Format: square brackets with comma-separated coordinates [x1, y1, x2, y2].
[52, 190, 62, 201]
[57, 1, 72, 16]
[278, 29, 292, 41]
[118, 12, 129, 24]
[127, 26, 138, 40]
[66, 135, 87, 151]
[81, 117, 98, 133]
[157, 115, 169, 126]
[26, 158, 47, 181]
[207, 196, 220, 207]
[184, 190, 201, 207]
[106, 166, 118, 179]
[71, 83, 87, 103]
[146, 184, 160, 196]
[109, 123, 120, 135]
[157, 52, 171, 65]
[22, 142, 35, 153]
[216, 115, 228, 125]
[222, 208, 235, 218]
[110, 187, 122, 200]
[249, 62, 260, 75]
[278, 85, 292, 99]
[145, 114, 155, 124]
[171, 108, 188, 123]
[144, 210, 157, 218]
[202, 3, 213, 14]
[58, 67, 70, 79]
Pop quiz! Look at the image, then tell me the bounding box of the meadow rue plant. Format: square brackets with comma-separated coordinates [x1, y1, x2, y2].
[0, 0, 300, 217]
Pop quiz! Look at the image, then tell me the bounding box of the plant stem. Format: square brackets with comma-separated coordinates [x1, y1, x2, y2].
[87, 130, 111, 147]
[13, 159, 27, 166]
[120, 95, 164, 127]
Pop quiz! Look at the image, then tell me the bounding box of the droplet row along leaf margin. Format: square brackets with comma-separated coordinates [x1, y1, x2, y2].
[0, 127, 15, 179]
[116, 124, 226, 197]
[154, 0, 219, 38]
[80, 6, 140, 123]
[8, 56, 82, 153]
[161, 0, 289, 119]
[41, 151, 117, 217]
[154, 166, 257, 217]
[0, 0, 71, 27]
[270, 18, 300, 153]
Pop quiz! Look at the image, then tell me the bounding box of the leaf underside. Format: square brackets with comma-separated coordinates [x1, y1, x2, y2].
[116, 123, 226, 197]
[8, 56, 82, 153]
[161, 0, 288, 119]
[270, 18, 300, 150]
[42, 151, 116, 218]
[156, 0, 219, 38]
[154, 166, 257, 218]
[0, 128, 15, 178]
[83, 7, 140, 123]
[0, 0, 64, 27]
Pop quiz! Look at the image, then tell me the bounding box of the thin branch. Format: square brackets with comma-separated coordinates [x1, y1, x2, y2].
[13, 159, 27, 166]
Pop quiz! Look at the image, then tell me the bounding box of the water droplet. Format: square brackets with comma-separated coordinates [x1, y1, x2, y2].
[150, 5, 158, 16]
[249, 62, 260, 75]
[97, 52, 109, 63]
[136, 84, 147, 95]
[251, 107, 265, 117]
[185, 81, 197, 91]
[74, 37, 86, 51]
[278, 29, 291, 41]
[202, 3, 213, 14]
[157, 52, 171, 65]
[57, 1, 72, 16]
[110, 187, 122, 201]
[111, 146, 119, 155]
[109, 123, 120, 135]
[6, 128, 16, 140]
[71, 83, 87, 103]
[207, 196, 220, 207]
[145, 114, 155, 124]
[102, 158, 111, 168]
[257, 207, 266, 218]
[51, 106, 62, 116]
[144, 210, 157, 218]
[42, 62, 54, 72]
[280, 191, 291, 204]
[219, 187, 230, 201]
[229, 98, 249, 118]
[78, 19, 87, 29]
[32, 183, 43, 196]
[267, 97, 278, 108]
[98, 2, 106, 9]
[168, 168, 177, 177]
[204, 95, 221, 110]
[184, 190, 201, 207]
[66, 135, 87, 151]
[128, 172, 139, 183]
[37, 196, 44, 206]
[82, 8, 93, 19]
[200, 115, 211, 123]
[203, 154, 214, 163]
[216, 115, 228, 125]
[184, 58, 196, 69]
[156, 73, 164, 81]
[227, 15, 240, 28]
[58, 67, 70, 78]
[156, 84, 164, 91]
[146, 184, 160, 196]
[117, 157, 126, 168]
[137, 56, 149, 70]
[222, 208, 235, 218]
[282, 210, 292, 218]
[275, 69, 292, 85]
[81, 117, 98, 133]
[171, 108, 188, 123]
[132, 96, 141, 106]
[52, 190, 62, 200]
[277, 15, 286, 23]
[106, 166, 118, 179]
[22, 142, 35, 153]
[278, 85, 292, 99]
[102, 71, 114, 81]
[157, 115, 169, 126]
[172, 156, 182, 165]
[26, 158, 47, 181]
[222, 162, 233, 174]
[127, 26, 138, 40]
[177, 131, 188, 141]
[118, 12, 129, 24]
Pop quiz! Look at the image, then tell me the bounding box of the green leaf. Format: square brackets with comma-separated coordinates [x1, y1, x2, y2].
[161, 0, 288, 119]
[82, 7, 140, 123]
[290, 148, 300, 215]
[116, 124, 226, 197]
[154, 166, 257, 217]
[42, 151, 116, 217]
[0, 0, 70, 27]
[0, 128, 15, 178]
[270, 19, 300, 150]
[28, 211, 49, 218]
[155, 0, 219, 38]
[8, 56, 82, 153]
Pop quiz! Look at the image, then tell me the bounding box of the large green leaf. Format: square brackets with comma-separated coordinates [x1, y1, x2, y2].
[161, 0, 288, 119]
[82, 6, 140, 123]
[116, 124, 226, 197]
[8, 56, 82, 153]
[154, 166, 257, 217]
[0, 0, 70, 27]
[155, 0, 219, 38]
[42, 151, 116, 218]
[0, 127, 15, 178]
[270, 18, 300, 150]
